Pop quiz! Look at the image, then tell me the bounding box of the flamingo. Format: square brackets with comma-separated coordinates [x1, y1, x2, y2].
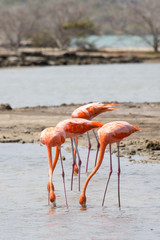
[79, 121, 140, 208]
[40, 118, 103, 207]
[71, 102, 118, 172]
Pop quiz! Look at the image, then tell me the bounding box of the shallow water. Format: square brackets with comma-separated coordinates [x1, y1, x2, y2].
[72, 35, 153, 48]
[0, 143, 160, 240]
[0, 63, 160, 108]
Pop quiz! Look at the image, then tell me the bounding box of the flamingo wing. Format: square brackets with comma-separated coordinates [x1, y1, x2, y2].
[98, 121, 140, 143]
[72, 102, 118, 120]
[57, 118, 102, 136]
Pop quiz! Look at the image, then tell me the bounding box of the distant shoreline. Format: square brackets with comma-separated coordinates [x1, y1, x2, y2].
[0, 47, 160, 68]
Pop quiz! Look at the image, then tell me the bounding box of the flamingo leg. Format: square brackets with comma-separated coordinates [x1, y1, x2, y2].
[47, 171, 50, 205]
[59, 147, 68, 208]
[71, 138, 75, 191]
[74, 138, 82, 191]
[92, 129, 100, 167]
[117, 143, 121, 208]
[102, 144, 112, 206]
[86, 132, 91, 172]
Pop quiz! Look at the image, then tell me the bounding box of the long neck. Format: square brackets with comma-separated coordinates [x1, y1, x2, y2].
[47, 145, 53, 189]
[52, 146, 60, 174]
[81, 143, 106, 195]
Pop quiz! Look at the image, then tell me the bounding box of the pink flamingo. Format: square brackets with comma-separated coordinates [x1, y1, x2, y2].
[79, 121, 140, 208]
[72, 102, 118, 172]
[40, 118, 103, 207]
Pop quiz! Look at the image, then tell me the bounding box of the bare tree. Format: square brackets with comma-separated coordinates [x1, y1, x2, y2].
[0, 5, 34, 48]
[98, 0, 160, 52]
[0, 1, 97, 49]
[30, 1, 97, 49]
[126, 0, 160, 52]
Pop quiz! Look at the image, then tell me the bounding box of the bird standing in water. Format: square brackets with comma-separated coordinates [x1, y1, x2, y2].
[79, 121, 140, 208]
[72, 102, 118, 172]
[40, 118, 103, 207]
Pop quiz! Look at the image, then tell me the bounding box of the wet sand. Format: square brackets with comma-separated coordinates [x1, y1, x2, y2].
[0, 102, 160, 163]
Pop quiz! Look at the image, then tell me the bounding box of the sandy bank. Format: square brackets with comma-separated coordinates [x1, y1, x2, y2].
[0, 102, 160, 163]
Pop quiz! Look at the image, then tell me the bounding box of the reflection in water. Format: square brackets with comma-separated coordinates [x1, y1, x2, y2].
[80, 206, 87, 211]
[48, 207, 56, 216]
[0, 143, 160, 240]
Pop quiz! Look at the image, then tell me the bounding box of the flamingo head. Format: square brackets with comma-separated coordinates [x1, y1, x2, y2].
[79, 193, 86, 208]
[73, 164, 79, 175]
[50, 190, 56, 203]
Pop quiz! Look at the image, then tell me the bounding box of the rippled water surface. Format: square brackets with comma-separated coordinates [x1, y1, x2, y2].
[0, 63, 160, 107]
[0, 143, 160, 240]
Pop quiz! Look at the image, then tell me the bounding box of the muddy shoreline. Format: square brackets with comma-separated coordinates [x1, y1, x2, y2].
[1, 48, 160, 67]
[0, 102, 160, 163]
